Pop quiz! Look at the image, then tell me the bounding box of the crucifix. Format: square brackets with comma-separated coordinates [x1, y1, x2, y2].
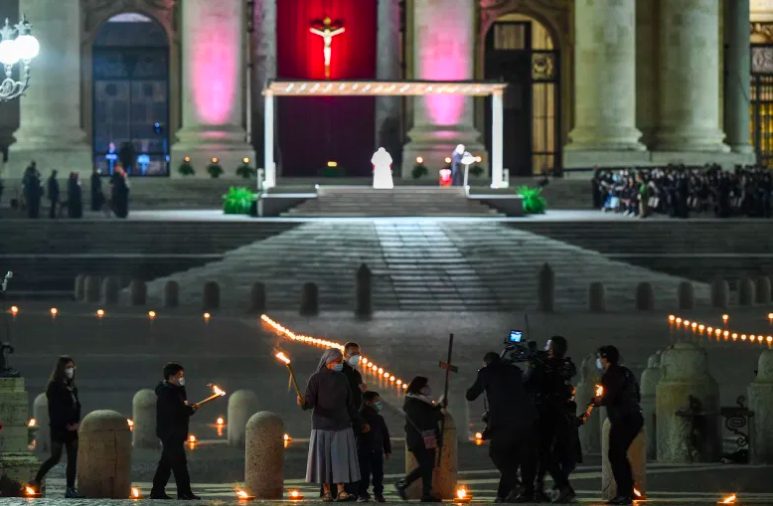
[310, 16, 345, 79]
[436, 333, 457, 465]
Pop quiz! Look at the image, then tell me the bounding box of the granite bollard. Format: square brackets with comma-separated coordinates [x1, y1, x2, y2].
[77, 410, 132, 498]
[355, 264, 372, 317]
[0, 377, 39, 494]
[588, 282, 606, 312]
[163, 281, 179, 308]
[656, 343, 721, 463]
[640, 351, 662, 460]
[405, 410, 457, 499]
[203, 281, 220, 310]
[738, 277, 755, 306]
[250, 282, 266, 313]
[84, 275, 101, 303]
[101, 277, 120, 305]
[228, 390, 260, 449]
[710, 279, 729, 309]
[756, 277, 771, 305]
[74, 275, 85, 301]
[537, 263, 555, 312]
[635, 282, 655, 311]
[244, 412, 284, 499]
[129, 279, 147, 306]
[300, 282, 319, 316]
[576, 355, 602, 455]
[748, 349, 773, 464]
[32, 393, 50, 456]
[601, 418, 646, 500]
[132, 389, 158, 449]
[677, 282, 694, 310]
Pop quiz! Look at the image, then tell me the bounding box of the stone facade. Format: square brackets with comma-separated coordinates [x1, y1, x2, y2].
[0, 378, 39, 493]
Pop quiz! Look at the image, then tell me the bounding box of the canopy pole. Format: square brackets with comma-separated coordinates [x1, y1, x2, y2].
[491, 89, 504, 189]
[264, 91, 275, 189]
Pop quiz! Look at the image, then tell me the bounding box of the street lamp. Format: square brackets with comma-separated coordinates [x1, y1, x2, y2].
[0, 15, 39, 102]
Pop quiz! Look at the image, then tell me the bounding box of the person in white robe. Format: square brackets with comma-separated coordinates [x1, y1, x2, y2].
[371, 148, 394, 190]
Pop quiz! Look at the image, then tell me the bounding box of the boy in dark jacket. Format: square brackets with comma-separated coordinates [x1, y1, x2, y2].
[151, 363, 199, 500]
[358, 391, 391, 502]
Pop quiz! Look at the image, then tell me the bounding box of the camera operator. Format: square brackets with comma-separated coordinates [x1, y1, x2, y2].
[524, 336, 578, 503]
[466, 352, 537, 503]
[590, 346, 642, 506]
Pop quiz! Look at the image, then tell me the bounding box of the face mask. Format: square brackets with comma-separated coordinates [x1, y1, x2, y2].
[332, 363, 344, 372]
[596, 358, 604, 371]
[176, 377, 185, 387]
[65, 368, 74, 379]
[374, 402, 383, 411]
[348, 355, 361, 368]
[421, 386, 432, 397]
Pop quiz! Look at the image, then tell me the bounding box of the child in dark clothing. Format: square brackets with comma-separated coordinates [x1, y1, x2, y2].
[358, 391, 391, 502]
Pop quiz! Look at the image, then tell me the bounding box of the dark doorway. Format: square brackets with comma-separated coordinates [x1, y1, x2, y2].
[92, 13, 170, 176]
[484, 19, 560, 177]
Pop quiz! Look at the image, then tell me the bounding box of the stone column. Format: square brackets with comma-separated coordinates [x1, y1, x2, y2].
[748, 349, 773, 464]
[77, 410, 132, 499]
[171, 0, 255, 176]
[654, 0, 729, 153]
[724, 0, 754, 157]
[9, 0, 91, 177]
[635, 0, 658, 147]
[376, 0, 403, 163]
[564, 0, 647, 169]
[253, 0, 277, 172]
[0, 377, 39, 491]
[402, 0, 486, 178]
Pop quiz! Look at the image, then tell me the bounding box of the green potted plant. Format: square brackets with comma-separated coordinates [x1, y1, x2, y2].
[411, 157, 428, 180]
[469, 165, 484, 178]
[177, 157, 194, 176]
[516, 185, 547, 215]
[207, 158, 224, 179]
[236, 158, 256, 179]
[222, 187, 258, 215]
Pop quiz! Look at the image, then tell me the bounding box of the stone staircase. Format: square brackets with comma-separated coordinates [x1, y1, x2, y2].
[283, 187, 502, 217]
[141, 221, 709, 311]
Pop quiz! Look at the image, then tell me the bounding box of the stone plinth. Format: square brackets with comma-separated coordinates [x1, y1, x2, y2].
[748, 349, 773, 464]
[77, 410, 132, 498]
[0, 378, 39, 493]
[640, 351, 662, 460]
[405, 410, 457, 499]
[228, 390, 259, 449]
[576, 355, 602, 455]
[601, 418, 646, 500]
[244, 411, 284, 499]
[132, 389, 158, 450]
[32, 393, 50, 457]
[656, 343, 721, 463]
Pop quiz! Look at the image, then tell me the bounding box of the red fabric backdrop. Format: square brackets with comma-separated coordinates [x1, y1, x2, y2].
[276, 0, 377, 177]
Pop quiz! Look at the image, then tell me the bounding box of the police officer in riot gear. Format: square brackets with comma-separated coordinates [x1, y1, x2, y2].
[524, 336, 577, 503]
[466, 352, 537, 503]
[591, 346, 643, 506]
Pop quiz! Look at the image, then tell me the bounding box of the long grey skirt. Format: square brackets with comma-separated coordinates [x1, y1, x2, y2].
[306, 428, 361, 484]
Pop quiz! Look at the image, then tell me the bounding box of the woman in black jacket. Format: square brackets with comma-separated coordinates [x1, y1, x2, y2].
[30, 356, 83, 498]
[395, 376, 443, 503]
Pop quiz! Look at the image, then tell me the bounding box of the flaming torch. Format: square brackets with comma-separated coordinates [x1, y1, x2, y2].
[193, 384, 226, 409]
[25, 485, 42, 498]
[275, 351, 303, 399]
[585, 384, 604, 417]
[130, 487, 142, 499]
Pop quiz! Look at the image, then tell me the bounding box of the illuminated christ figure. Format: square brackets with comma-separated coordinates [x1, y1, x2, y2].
[310, 17, 345, 79]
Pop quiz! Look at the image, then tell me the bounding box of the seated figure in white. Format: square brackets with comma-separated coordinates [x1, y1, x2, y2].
[371, 147, 394, 189]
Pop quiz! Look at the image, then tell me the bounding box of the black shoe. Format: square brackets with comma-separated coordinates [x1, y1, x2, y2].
[149, 492, 172, 500]
[394, 481, 408, 501]
[508, 492, 537, 503]
[495, 497, 505, 504]
[374, 496, 386, 503]
[535, 490, 552, 503]
[608, 496, 633, 506]
[554, 487, 577, 504]
[178, 493, 201, 500]
[420, 496, 442, 503]
[65, 488, 85, 499]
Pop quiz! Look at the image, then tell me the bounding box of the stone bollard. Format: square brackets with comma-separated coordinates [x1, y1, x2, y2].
[101, 277, 120, 305]
[74, 275, 86, 301]
[163, 280, 179, 308]
[537, 263, 555, 312]
[244, 412, 284, 499]
[656, 342, 721, 463]
[300, 282, 319, 316]
[738, 277, 756, 306]
[635, 282, 655, 311]
[77, 410, 132, 498]
[250, 282, 266, 313]
[228, 390, 260, 449]
[405, 410, 457, 499]
[33, 393, 50, 456]
[677, 282, 694, 310]
[355, 264, 372, 317]
[756, 277, 771, 305]
[640, 351, 662, 461]
[132, 389, 158, 449]
[711, 279, 729, 309]
[85, 275, 101, 303]
[588, 282, 606, 312]
[0, 377, 38, 492]
[601, 418, 646, 500]
[748, 349, 773, 464]
[203, 281, 220, 310]
[576, 355, 602, 455]
[129, 279, 147, 306]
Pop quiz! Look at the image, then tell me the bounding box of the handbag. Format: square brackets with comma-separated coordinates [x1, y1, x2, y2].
[405, 412, 438, 450]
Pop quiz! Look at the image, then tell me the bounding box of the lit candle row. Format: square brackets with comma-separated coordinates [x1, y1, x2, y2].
[7, 305, 213, 321]
[260, 315, 408, 390]
[668, 314, 773, 345]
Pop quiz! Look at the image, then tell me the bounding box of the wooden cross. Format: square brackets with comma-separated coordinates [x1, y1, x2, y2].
[438, 333, 457, 408]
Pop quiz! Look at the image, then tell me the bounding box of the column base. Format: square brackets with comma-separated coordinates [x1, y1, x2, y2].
[654, 128, 731, 153]
[566, 126, 646, 153]
[2, 145, 93, 178]
[650, 150, 754, 168]
[171, 127, 256, 179]
[563, 149, 652, 169]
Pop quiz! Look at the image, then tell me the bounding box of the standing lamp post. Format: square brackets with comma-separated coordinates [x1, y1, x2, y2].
[0, 15, 39, 102]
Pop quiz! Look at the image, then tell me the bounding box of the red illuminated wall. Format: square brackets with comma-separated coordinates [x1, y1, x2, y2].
[277, 0, 377, 177]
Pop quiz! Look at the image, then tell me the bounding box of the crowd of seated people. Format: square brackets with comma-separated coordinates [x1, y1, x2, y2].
[591, 165, 773, 219]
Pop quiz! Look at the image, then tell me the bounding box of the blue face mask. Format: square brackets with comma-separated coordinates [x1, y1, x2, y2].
[332, 363, 344, 372]
[596, 358, 604, 371]
[374, 401, 383, 411]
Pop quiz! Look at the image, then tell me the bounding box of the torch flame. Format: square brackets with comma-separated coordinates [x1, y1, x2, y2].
[634, 488, 642, 498]
[722, 495, 736, 504]
[212, 385, 226, 396]
[595, 384, 604, 397]
[131, 487, 140, 498]
[28, 418, 36, 427]
[457, 488, 467, 500]
[276, 352, 291, 365]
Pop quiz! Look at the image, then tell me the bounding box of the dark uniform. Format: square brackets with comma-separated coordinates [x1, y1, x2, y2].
[151, 381, 196, 499]
[466, 359, 537, 500]
[597, 364, 643, 501]
[341, 361, 363, 410]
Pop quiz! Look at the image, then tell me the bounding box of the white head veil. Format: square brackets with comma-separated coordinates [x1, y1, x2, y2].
[317, 348, 343, 372]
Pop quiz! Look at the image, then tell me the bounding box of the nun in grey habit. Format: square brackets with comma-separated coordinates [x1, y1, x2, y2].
[298, 348, 367, 502]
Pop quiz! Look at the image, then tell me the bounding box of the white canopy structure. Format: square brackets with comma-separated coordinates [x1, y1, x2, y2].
[262, 79, 508, 189]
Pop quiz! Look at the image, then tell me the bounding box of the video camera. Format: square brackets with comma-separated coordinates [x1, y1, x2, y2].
[501, 328, 548, 365]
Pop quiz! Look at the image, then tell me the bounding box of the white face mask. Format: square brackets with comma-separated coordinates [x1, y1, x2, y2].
[348, 355, 361, 368]
[64, 368, 74, 379]
[596, 358, 604, 371]
[176, 377, 185, 387]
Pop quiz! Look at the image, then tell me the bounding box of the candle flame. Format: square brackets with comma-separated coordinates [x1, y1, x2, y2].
[127, 419, 134, 428]
[237, 490, 250, 499]
[216, 417, 224, 425]
[10, 306, 19, 315]
[475, 432, 482, 440]
[634, 488, 642, 497]
[276, 352, 291, 365]
[722, 494, 736, 504]
[457, 488, 467, 500]
[50, 307, 58, 316]
[25, 486, 36, 496]
[189, 435, 196, 443]
[28, 418, 36, 427]
[97, 309, 105, 317]
[284, 433, 291, 441]
[595, 384, 604, 397]
[290, 491, 300, 498]
[131, 487, 140, 498]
